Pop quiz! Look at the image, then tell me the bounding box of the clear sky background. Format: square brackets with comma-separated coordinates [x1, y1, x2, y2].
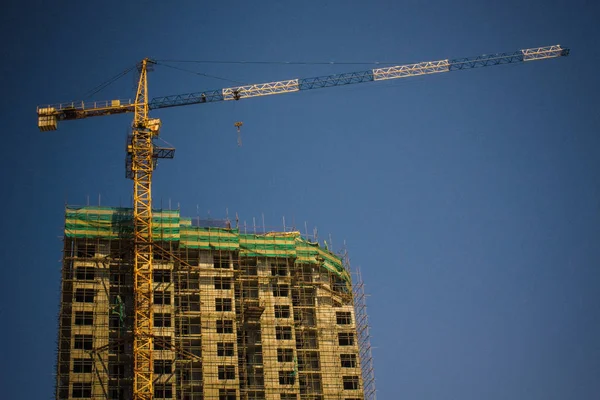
[1, 0, 599, 399]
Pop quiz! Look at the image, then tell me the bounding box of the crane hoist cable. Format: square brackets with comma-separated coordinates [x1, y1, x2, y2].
[84, 65, 137, 99]
[156, 58, 402, 66]
[155, 62, 245, 85]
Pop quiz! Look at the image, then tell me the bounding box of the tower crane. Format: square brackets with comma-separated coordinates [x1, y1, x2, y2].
[37, 44, 569, 400]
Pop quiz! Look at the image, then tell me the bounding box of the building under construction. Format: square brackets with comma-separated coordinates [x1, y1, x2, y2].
[55, 206, 375, 400]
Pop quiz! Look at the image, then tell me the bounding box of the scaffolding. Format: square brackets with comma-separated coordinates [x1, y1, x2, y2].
[350, 268, 376, 400]
[55, 206, 375, 400]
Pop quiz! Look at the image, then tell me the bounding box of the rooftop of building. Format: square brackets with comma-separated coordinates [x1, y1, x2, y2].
[65, 205, 350, 283]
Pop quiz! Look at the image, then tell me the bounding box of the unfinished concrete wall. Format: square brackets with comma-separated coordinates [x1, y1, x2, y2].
[56, 208, 373, 400]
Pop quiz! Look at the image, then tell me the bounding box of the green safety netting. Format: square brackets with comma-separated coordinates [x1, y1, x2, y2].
[180, 227, 239, 251]
[65, 206, 180, 240]
[65, 206, 349, 283]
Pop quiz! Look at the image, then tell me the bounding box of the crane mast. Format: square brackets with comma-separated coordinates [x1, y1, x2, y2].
[37, 44, 569, 400]
[131, 59, 159, 400]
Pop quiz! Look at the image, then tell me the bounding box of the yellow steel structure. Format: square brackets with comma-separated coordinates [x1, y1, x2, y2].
[36, 45, 569, 400]
[131, 58, 158, 400]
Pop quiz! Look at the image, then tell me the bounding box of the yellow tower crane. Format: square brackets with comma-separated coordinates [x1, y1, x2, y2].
[37, 45, 569, 400]
[131, 58, 160, 400]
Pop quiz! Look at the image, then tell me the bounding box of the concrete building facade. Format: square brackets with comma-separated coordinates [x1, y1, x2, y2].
[55, 206, 374, 400]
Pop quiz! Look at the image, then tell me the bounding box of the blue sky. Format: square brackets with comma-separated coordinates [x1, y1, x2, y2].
[1, 0, 599, 398]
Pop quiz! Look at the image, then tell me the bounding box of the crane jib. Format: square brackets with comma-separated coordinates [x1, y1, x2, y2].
[37, 45, 569, 129]
[147, 45, 568, 109]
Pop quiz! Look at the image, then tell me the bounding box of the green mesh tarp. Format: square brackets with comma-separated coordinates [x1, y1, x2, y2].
[239, 232, 297, 257]
[64, 206, 349, 283]
[180, 227, 239, 250]
[295, 239, 350, 282]
[65, 206, 180, 240]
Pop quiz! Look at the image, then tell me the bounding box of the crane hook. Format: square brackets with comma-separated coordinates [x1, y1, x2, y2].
[234, 121, 243, 147]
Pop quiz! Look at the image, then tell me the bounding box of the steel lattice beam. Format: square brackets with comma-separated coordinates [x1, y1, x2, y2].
[146, 44, 568, 110]
[132, 59, 155, 400]
[37, 45, 569, 127]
